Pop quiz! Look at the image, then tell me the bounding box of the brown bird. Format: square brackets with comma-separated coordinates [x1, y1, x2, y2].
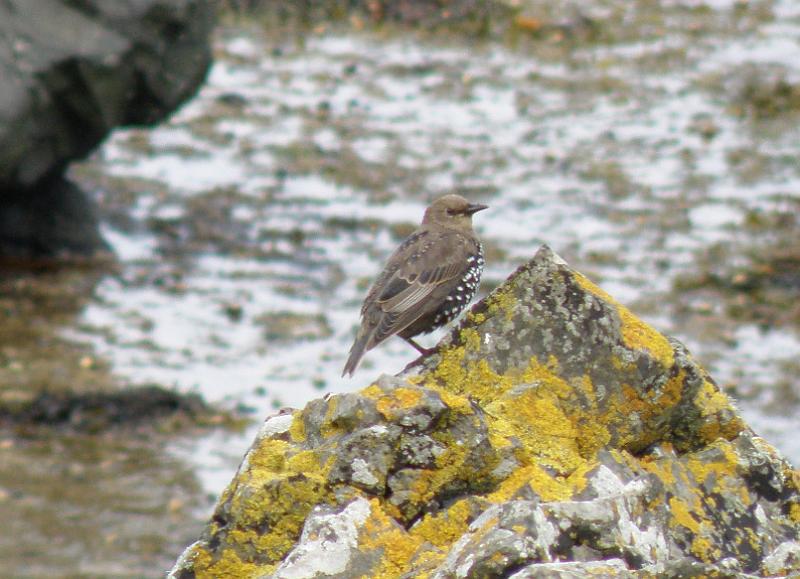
[342, 194, 488, 376]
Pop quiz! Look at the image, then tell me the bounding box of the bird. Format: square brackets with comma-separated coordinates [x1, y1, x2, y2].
[342, 194, 488, 377]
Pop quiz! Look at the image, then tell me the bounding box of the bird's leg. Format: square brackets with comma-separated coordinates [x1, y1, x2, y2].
[400, 337, 437, 374]
[402, 336, 435, 356]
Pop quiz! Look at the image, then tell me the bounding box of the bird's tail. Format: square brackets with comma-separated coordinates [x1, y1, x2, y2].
[342, 328, 371, 377]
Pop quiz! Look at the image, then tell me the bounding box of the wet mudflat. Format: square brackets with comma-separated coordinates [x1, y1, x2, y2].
[2, 1, 799, 575]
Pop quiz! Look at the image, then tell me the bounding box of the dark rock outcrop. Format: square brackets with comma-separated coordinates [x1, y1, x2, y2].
[170, 246, 800, 578]
[0, 385, 209, 432]
[0, 0, 215, 260]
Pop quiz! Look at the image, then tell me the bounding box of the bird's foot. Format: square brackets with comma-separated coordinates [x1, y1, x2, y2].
[399, 337, 439, 375]
[401, 357, 426, 374]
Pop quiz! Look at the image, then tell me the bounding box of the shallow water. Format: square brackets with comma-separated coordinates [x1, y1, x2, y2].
[4, 1, 800, 574]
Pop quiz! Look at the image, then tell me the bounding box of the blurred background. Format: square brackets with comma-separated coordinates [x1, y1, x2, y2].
[1, 0, 798, 576]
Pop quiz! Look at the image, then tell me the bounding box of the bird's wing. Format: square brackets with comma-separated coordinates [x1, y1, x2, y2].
[361, 230, 429, 316]
[366, 231, 468, 345]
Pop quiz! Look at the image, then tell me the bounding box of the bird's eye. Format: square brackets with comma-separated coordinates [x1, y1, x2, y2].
[446, 208, 459, 215]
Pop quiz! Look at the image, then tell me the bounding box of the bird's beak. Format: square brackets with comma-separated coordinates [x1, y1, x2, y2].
[466, 203, 488, 215]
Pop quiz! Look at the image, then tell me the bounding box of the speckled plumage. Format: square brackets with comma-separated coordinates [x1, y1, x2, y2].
[343, 195, 487, 376]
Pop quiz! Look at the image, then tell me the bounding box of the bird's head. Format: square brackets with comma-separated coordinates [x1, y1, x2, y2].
[422, 194, 488, 229]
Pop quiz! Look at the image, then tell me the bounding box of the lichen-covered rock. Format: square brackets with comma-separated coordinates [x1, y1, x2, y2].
[170, 246, 800, 578]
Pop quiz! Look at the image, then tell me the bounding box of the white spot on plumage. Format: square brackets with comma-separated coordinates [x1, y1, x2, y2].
[426, 241, 484, 331]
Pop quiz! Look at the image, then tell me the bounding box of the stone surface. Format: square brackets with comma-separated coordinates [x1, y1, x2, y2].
[0, 176, 108, 259]
[170, 246, 800, 578]
[0, 0, 214, 259]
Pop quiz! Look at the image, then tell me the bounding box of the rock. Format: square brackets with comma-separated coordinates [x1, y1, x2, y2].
[169, 246, 800, 578]
[0, 0, 215, 260]
[0, 176, 109, 259]
[0, 384, 210, 433]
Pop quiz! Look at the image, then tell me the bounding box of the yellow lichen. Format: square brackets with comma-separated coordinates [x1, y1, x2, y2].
[519, 358, 572, 398]
[657, 441, 759, 566]
[485, 284, 517, 321]
[578, 374, 598, 410]
[526, 367, 608, 456]
[566, 374, 613, 456]
[610, 354, 631, 372]
[466, 309, 487, 325]
[487, 389, 584, 473]
[742, 526, 762, 554]
[610, 447, 648, 472]
[410, 498, 474, 549]
[232, 473, 328, 559]
[573, 272, 675, 368]
[669, 496, 700, 533]
[361, 383, 383, 399]
[319, 396, 342, 438]
[374, 386, 424, 419]
[654, 369, 686, 408]
[427, 348, 619, 474]
[425, 345, 468, 394]
[640, 456, 677, 486]
[289, 413, 306, 443]
[430, 384, 476, 416]
[486, 464, 576, 502]
[685, 441, 739, 488]
[738, 484, 752, 507]
[545, 354, 561, 373]
[608, 371, 684, 447]
[406, 374, 424, 385]
[208, 432, 334, 569]
[245, 439, 289, 472]
[286, 449, 325, 473]
[576, 420, 613, 458]
[359, 499, 423, 578]
[617, 307, 675, 369]
[564, 460, 591, 494]
[789, 502, 800, 523]
[692, 381, 744, 443]
[406, 429, 493, 506]
[690, 534, 718, 561]
[426, 344, 514, 404]
[191, 546, 267, 579]
[460, 326, 483, 352]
